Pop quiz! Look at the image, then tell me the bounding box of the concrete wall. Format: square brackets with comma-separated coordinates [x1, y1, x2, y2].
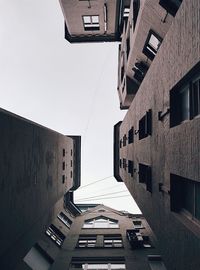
[0, 108, 79, 269]
[116, 0, 200, 269]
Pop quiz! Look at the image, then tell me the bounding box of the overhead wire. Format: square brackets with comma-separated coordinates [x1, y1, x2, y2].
[76, 194, 131, 202]
[76, 190, 129, 201]
[78, 175, 113, 189]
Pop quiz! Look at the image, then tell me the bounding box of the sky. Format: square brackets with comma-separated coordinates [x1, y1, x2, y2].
[0, 0, 141, 214]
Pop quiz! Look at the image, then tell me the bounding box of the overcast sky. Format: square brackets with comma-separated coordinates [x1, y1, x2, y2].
[0, 0, 141, 213]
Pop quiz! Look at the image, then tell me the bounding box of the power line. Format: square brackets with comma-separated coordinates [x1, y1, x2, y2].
[76, 190, 129, 201]
[76, 194, 131, 202]
[78, 175, 113, 189]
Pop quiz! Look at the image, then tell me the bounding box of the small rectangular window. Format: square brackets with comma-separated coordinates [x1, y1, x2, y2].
[139, 163, 152, 192]
[123, 159, 127, 170]
[159, 0, 182, 16]
[82, 15, 100, 31]
[143, 30, 162, 60]
[77, 235, 97, 248]
[57, 212, 72, 228]
[119, 159, 122, 168]
[170, 174, 200, 221]
[123, 134, 127, 146]
[62, 162, 65, 170]
[128, 127, 134, 144]
[62, 175, 65, 183]
[104, 235, 123, 248]
[139, 110, 152, 140]
[128, 160, 134, 177]
[62, 149, 65, 157]
[45, 224, 65, 247]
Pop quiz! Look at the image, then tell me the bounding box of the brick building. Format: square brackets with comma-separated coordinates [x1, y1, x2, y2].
[114, 0, 200, 270]
[22, 203, 167, 270]
[0, 108, 81, 270]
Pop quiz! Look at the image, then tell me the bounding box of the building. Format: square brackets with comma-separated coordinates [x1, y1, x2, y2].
[0, 108, 81, 270]
[114, 0, 200, 269]
[22, 204, 167, 270]
[59, 0, 130, 43]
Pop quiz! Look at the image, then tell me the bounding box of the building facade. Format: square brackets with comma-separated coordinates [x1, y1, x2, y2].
[22, 204, 167, 270]
[114, 0, 200, 269]
[59, 0, 130, 43]
[0, 108, 81, 270]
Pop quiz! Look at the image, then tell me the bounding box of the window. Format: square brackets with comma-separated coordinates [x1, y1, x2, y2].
[104, 235, 123, 248]
[123, 7, 130, 18]
[170, 174, 200, 222]
[126, 229, 151, 249]
[45, 224, 65, 247]
[126, 36, 130, 60]
[122, 159, 127, 170]
[159, 0, 182, 16]
[62, 175, 65, 183]
[57, 212, 72, 228]
[148, 255, 167, 270]
[71, 149, 73, 156]
[128, 127, 134, 144]
[143, 30, 162, 60]
[139, 110, 152, 140]
[71, 258, 126, 270]
[119, 159, 122, 168]
[123, 134, 127, 146]
[133, 219, 144, 229]
[23, 244, 54, 270]
[82, 15, 100, 31]
[71, 160, 73, 167]
[62, 149, 65, 157]
[139, 163, 152, 192]
[170, 74, 200, 127]
[77, 235, 97, 248]
[132, 61, 149, 83]
[83, 216, 119, 229]
[62, 161, 65, 170]
[128, 160, 133, 177]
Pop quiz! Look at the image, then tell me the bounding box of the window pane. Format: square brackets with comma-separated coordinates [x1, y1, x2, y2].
[149, 34, 160, 51]
[92, 16, 99, 23]
[180, 86, 190, 121]
[83, 16, 91, 23]
[182, 180, 195, 215]
[111, 264, 126, 269]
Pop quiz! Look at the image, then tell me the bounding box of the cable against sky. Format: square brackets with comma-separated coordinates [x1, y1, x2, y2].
[76, 194, 131, 202]
[76, 190, 129, 201]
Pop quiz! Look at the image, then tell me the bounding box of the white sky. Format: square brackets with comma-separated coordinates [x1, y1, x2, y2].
[0, 0, 141, 214]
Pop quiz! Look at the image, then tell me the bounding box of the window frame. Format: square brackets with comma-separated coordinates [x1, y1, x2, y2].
[143, 30, 162, 60]
[82, 15, 100, 31]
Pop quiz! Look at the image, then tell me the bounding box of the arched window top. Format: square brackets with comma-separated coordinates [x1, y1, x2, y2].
[83, 216, 119, 229]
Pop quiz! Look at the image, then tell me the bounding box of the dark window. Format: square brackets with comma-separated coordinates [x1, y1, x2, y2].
[71, 149, 73, 156]
[170, 74, 200, 127]
[132, 61, 149, 83]
[62, 175, 65, 183]
[126, 229, 152, 249]
[139, 110, 152, 140]
[143, 30, 162, 60]
[159, 0, 182, 16]
[139, 163, 152, 192]
[128, 160, 134, 177]
[120, 139, 122, 148]
[82, 15, 100, 31]
[71, 160, 73, 167]
[57, 212, 72, 228]
[126, 36, 130, 60]
[123, 159, 127, 170]
[121, 65, 124, 83]
[63, 149, 65, 157]
[128, 127, 134, 144]
[45, 224, 65, 247]
[170, 174, 200, 221]
[62, 162, 65, 170]
[104, 235, 123, 248]
[119, 159, 122, 168]
[133, 0, 140, 29]
[77, 235, 97, 248]
[123, 134, 127, 146]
